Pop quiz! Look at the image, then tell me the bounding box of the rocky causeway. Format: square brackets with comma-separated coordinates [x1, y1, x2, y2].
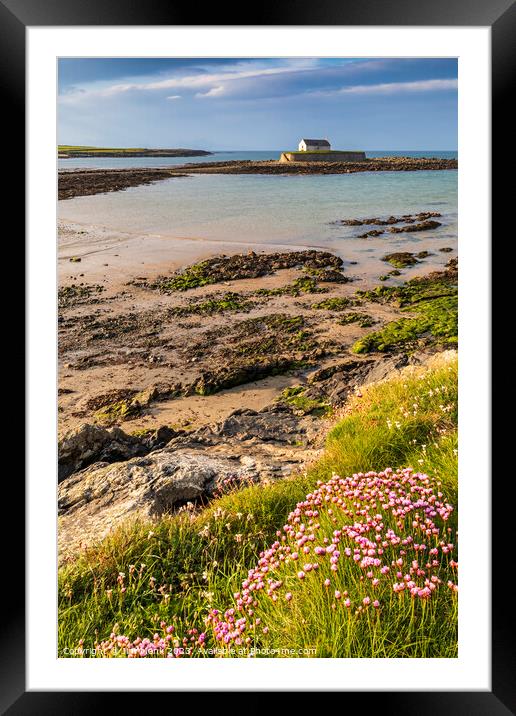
[59, 156, 458, 200]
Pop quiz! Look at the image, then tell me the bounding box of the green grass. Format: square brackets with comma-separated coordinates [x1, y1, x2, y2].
[59, 146, 146, 153]
[58, 354, 457, 658]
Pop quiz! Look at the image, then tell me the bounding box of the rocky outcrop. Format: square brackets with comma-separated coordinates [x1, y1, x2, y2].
[169, 405, 319, 449]
[57, 403, 327, 558]
[58, 422, 176, 482]
[58, 169, 188, 200]
[336, 211, 441, 227]
[166, 158, 457, 175]
[57, 349, 458, 560]
[388, 220, 441, 233]
[58, 448, 296, 559]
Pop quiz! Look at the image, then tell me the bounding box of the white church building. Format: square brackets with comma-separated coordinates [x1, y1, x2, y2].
[298, 138, 331, 151]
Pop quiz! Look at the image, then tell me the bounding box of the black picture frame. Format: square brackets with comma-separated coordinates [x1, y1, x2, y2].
[7, 0, 511, 711]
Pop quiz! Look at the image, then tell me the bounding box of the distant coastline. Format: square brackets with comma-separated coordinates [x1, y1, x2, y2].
[58, 145, 213, 159]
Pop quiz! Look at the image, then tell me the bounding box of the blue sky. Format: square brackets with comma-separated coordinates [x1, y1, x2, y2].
[58, 58, 458, 150]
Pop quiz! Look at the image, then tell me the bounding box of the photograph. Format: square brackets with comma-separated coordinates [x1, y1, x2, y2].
[56, 56, 459, 659]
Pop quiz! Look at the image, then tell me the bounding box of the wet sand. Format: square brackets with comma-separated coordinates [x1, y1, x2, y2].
[58, 218, 454, 290]
[58, 215, 454, 440]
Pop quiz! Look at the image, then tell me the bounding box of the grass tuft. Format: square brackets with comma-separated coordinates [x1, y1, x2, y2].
[59, 354, 458, 658]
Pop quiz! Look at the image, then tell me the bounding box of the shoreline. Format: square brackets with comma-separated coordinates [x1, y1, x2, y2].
[57, 236, 458, 558]
[58, 215, 455, 290]
[58, 156, 457, 200]
[59, 148, 212, 159]
[58, 218, 457, 440]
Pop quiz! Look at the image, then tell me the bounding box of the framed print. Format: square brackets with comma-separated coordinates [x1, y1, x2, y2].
[7, 0, 512, 710]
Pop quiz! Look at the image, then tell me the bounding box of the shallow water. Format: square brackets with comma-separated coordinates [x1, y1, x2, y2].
[59, 164, 457, 278]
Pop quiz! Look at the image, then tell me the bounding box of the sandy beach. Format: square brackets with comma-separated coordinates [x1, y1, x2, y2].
[58, 213, 456, 444]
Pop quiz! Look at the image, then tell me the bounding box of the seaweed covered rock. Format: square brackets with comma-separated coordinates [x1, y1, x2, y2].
[133, 250, 344, 293]
[381, 252, 420, 268]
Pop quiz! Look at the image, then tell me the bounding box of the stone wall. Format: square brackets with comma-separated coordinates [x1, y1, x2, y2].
[280, 151, 366, 163]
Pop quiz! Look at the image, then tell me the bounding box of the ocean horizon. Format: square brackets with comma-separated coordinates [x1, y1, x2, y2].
[58, 149, 457, 171]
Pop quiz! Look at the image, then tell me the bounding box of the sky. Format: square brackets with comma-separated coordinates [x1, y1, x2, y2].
[58, 57, 458, 151]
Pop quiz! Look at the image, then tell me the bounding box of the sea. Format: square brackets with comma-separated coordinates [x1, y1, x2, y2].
[58, 150, 457, 274]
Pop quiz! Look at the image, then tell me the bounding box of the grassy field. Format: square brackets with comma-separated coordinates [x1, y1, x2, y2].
[59, 146, 146, 154]
[58, 353, 458, 658]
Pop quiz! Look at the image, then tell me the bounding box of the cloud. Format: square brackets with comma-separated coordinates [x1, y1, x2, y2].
[312, 78, 458, 97]
[58, 59, 458, 107]
[58, 59, 386, 104]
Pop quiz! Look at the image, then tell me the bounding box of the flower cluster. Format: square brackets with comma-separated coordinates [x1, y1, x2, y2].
[212, 474, 257, 499]
[207, 467, 457, 649]
[92, 621, 206, 658]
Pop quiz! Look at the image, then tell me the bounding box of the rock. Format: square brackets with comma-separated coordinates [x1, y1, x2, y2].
[336, 211, 442, 228]
[191, 355, 318, 397]
[58, 449, 262, 557]
[193, 406, 312, 445]
[133, 250, 344, 294]
[361, 354, 409, 384]
[304, 359, 376, 406]
[58, 422, 176, 481]
[357, 229, 384, 238]
[439, 247, 454, 252]
[388, 220, 441, 233]
[307, 359, 373, 384]
[382, 252, 419, 268]
[240, 455, 256, 468]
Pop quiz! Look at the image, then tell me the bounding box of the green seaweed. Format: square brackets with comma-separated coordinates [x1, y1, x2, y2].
[94, 398, 142, 425]
[352, 295, 457, 354]
[256, 277, 327, 297]
[151, 261, 215, 293]
[279, 385, 332, 417]
[355, 269, 457, 309]
[93, 388, 160, 425]
[171, 292, 255, 317]
[311, 296, 356, 311]
[382, 252, 419, 269]
[336, 312, 376, 328]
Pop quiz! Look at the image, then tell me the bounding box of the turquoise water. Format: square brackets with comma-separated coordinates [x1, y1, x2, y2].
[59, 168, 457, 256]
[58, 149, 457, 171]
